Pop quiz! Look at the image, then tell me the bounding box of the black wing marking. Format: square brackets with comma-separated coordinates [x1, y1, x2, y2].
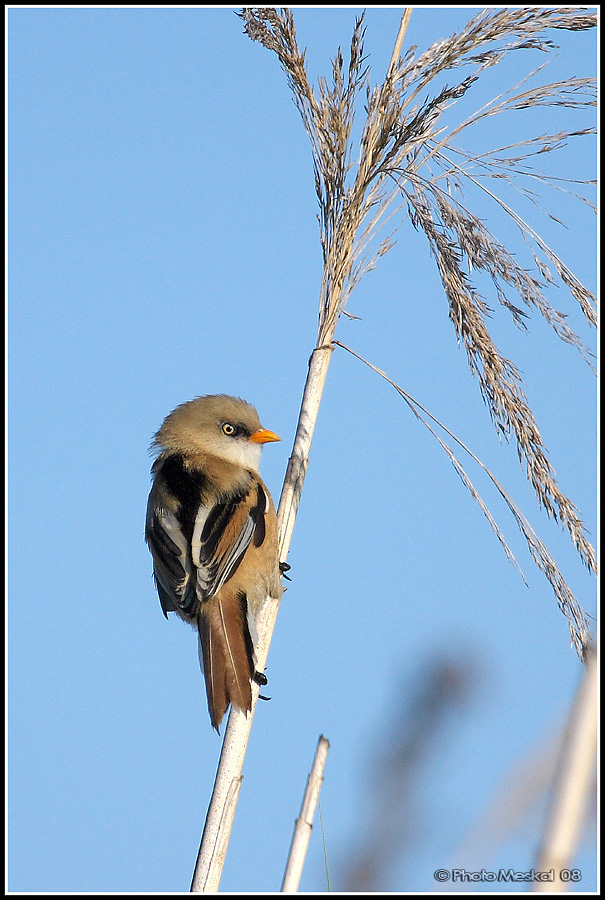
[193, 484, 268, 602]
[146, 500, 198, 619]
[145, 454, 208, 620]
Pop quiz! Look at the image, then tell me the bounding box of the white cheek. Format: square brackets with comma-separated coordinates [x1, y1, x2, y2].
[225, 440, 262, 472]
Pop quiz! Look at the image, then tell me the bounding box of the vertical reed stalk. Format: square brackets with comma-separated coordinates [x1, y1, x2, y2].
[190, 345, 334, 892]
[533, 648, 597, 892]
[281, 735, 331, 892]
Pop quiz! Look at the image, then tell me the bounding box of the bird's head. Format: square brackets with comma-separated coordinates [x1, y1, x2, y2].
[153, 394, 280, 472]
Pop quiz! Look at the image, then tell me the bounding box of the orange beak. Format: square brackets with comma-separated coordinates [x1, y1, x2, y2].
[250, 427, 281, 445]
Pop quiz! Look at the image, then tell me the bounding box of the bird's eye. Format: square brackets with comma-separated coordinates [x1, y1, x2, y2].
[222, 422, 236, 436]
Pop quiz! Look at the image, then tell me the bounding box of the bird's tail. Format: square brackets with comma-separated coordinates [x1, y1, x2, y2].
[197, 589, 255, 732]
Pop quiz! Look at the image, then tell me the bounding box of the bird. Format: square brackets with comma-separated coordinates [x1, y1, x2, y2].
[145, 394, 283, 731]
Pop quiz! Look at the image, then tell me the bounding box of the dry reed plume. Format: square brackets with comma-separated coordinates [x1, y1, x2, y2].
[240, 6, 596, 659]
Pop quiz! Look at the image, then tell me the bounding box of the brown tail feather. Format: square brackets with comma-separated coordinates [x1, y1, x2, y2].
[197, 590, 253, 731]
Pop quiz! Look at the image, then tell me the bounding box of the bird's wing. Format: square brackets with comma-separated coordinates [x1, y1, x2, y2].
[192, 481, 267, 601]
[145, 494, 198, 618]
[146, 479, 268, 617]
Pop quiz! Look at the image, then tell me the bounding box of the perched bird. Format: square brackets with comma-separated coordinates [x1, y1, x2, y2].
[145, 394, 283, 730]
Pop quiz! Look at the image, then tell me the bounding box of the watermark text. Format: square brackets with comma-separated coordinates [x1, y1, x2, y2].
[433, 868, 582, 884]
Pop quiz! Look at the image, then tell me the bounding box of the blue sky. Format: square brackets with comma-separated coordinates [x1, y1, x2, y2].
[7, 6, 597, 893]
